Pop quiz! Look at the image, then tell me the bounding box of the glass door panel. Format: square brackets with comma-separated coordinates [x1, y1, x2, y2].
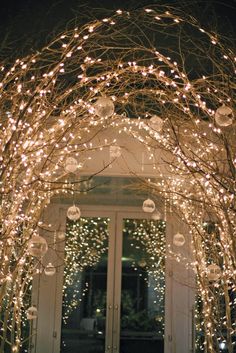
[59, 213, 166, 353]
[119, 218, 166, 353]
[61, 217, 110, 353]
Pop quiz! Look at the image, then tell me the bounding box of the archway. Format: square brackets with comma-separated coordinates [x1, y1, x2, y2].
[0, 5, 235, 353]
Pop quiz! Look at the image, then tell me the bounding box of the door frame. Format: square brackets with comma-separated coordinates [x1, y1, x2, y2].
[33, 203, 194, 353]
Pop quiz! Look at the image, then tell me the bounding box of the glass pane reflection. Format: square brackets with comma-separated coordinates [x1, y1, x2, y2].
[120, 218, 166, 353]
[61, 217, 109, 353]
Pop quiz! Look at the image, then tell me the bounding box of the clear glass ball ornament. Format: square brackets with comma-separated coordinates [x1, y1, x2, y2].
[173, 232, 185, 247]
[215, 105, 234, 127]
[26, 306, 38, 320]
[207, 263, 221, 281]
[28, 234, 48, 257]
[44, 263, 56, 276]
[110, 145, 122, 158]
[142, 198, 156, 213]
[57, 231, 65, 240]
[94, 97, 115, 118]
[149, 115, 164, 132]
[151, 210, 161, 220]
[65, 157, 78, 173]
[67, 205, 81, 221]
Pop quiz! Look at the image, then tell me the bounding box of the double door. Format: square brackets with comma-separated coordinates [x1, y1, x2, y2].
[60, 210, 166, 353]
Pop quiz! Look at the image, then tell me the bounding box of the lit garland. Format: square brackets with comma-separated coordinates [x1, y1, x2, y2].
[0, 3, 235, 352]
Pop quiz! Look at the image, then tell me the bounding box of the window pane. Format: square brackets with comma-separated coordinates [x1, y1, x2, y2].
[120, 218, 166, 353]
[61, 217, 109, 353]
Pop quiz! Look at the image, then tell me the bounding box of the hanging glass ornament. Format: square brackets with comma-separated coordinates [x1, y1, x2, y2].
[28, 234, 48, 257]
[67, 205, 81, 221]
[65, 157, 78, 173]
[26, 306, 38, 320]
[207, 263, 221, 281]
[110, 145, 122, 158]
[173, 232, 185, 247]
[93, 97, 115, 118]
[44, 263, 56, 276]
[142, 198, 156, 213]
[151, 210, 161, 221]
[215, 105, 234, 127]
[57, 231, 65, 240]
[149, 115, 164, 132]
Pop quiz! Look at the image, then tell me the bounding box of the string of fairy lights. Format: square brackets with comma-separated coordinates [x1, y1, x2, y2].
[0, 3, 235, 353]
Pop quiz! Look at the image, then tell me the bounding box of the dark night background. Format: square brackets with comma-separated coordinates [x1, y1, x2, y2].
[0, 0, 235, 58]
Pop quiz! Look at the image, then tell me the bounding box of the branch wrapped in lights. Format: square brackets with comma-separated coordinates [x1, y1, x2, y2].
[0, 4, 235, 352]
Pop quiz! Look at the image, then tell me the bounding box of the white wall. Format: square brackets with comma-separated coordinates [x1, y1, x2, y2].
[31, 204, 66, 353]
[164, 214, 195, 353]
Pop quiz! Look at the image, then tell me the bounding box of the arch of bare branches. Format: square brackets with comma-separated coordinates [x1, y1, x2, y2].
[0, 5, 235, 353]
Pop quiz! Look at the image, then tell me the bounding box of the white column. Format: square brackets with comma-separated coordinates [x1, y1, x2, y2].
[165, 213, 195, 353]
[32, 204, 66, 353]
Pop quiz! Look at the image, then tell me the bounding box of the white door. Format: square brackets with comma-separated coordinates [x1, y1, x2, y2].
[33, 205, 194, 353]
[60, 210, 166, 353]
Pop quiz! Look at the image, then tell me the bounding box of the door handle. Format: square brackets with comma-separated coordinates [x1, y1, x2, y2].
[113, 304, 119, 351]
[106, 304, 113, 352]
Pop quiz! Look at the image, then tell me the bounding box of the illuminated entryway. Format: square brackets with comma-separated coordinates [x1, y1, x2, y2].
[32, 201, 195, 353]
[60, 212, 166, 353]
[31, 129, 196, 353]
